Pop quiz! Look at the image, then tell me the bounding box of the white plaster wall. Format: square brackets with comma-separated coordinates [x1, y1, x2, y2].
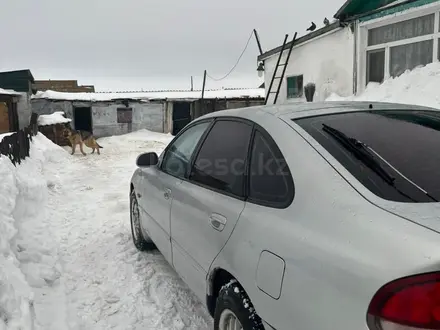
[17, 92, 32, 129]
[92, 102, 164, 137]
[132, 102, 164, 133]
[263, 27, 355, 103]
[32, 99, 73, 120]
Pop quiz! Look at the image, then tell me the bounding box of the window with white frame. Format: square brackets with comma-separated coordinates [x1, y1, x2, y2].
[366, 12, 439, 85]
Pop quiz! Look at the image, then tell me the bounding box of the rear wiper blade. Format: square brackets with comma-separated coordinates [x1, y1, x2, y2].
[322, 124, 396, 185]
[322, 124, 438, 202]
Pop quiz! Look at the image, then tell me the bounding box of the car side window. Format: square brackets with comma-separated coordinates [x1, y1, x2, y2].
[161, 121, 211, 178]
[189, 120, 253, 198]
[248, 130, 294, 207]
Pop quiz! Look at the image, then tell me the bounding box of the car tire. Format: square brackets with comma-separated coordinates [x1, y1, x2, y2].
[214, 280, 264, 330]
[130, 189, 155, 251]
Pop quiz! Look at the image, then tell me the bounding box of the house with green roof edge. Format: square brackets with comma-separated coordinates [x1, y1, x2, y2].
[258, 0, 440, 103]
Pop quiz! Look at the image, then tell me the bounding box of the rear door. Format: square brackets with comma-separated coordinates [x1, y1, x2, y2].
[170, 118, 254, 300]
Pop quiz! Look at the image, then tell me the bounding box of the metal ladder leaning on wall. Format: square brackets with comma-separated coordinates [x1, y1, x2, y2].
[264, 32, 298, 106]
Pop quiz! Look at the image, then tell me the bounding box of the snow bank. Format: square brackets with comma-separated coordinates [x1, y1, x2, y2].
[37, 112, 71, 126]
[32, 88, 265, 102]
[0, 133, 14, 142]
[326, 62, 440, 109]
[0, 133, 68, 329]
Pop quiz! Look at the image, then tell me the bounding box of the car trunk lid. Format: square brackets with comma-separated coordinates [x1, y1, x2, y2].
[375, 201, 440, 233]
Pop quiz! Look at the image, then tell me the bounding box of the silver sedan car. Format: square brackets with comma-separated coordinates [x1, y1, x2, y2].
[129, 101, 440, 330]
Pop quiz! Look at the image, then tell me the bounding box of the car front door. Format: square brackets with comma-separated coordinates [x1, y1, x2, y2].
[137, 120, 212, 263]
[170, 119, 254, 300]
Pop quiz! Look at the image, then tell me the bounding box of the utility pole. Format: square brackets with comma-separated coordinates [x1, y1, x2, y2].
[191, 76, 194, 91]
[200, 70, 207, 116]
[201, 70, 207, 99]
[253, 29, 263, 56]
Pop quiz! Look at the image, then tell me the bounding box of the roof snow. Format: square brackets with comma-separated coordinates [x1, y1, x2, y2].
[0, 88, 21, 96]
[37, 112, 72, 126]
[32, 88, 265, 102]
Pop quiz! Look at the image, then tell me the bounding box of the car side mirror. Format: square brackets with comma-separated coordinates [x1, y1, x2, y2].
[136, 152, 158, 167]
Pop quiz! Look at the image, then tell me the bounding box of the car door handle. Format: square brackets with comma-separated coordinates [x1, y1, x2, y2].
[210, 214, 227, 232]
[164, 188, 172, 200]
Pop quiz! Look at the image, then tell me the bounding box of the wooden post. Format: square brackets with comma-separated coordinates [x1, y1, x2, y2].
[253, 29, 263, 56]
[201, 70, 207, 99]
[201, 70, 207, 115]
[53, 125, 58, 145]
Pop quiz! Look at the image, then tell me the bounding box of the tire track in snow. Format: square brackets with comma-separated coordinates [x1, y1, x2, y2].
[43, 133, 213, 330]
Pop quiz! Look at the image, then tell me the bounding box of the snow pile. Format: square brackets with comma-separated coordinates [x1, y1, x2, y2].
[0, 132, 14, 142]
[0, 157, 34, 329]
[0, 133, 68, 329]
[0, 128, 213, 329]
[327, 62, 440, 109]
[32, 88, 265, 102]
[99, 129, 173, 145]
[96, 129, 174, 161]
[37, 112, 71, 126]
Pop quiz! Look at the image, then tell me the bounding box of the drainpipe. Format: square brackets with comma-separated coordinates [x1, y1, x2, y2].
[352, 21, 358, 95]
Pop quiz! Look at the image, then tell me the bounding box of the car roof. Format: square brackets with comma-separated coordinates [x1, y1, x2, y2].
[197, 101, 440, 122]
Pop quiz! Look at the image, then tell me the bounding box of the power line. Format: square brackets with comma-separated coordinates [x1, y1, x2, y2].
[206, 30, 254, 81]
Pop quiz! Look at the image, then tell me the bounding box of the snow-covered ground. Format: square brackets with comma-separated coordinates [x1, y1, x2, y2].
[5, 60, 440, 329]
[0, 130, 213, 330]
[327, 62, 440, 109]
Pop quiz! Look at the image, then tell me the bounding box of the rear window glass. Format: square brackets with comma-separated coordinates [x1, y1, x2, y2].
[294, 110, 440, 203]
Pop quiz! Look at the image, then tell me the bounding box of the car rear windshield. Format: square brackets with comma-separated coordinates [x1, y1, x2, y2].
[294, 109, 440, 203]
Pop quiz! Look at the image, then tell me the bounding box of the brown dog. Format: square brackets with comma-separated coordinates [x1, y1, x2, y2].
[63, 127, 103, 155]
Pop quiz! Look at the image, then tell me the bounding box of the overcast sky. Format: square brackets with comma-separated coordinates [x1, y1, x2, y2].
[1, 0, 344, 91]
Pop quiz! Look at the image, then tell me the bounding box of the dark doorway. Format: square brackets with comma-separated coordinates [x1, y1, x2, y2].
[172, 102, 191, 135]
[74, 107, 92, 132]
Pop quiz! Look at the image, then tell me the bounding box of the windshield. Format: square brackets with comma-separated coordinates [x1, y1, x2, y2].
[294, 109, 440, 203]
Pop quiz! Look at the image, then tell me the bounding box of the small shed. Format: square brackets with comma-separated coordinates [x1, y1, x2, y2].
[37, 111, 72, 146]
[0, 69, 35, 129]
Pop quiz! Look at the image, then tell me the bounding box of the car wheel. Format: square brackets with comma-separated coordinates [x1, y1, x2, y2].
[214, 280, 264, 330]
[130, 189, 155, 251]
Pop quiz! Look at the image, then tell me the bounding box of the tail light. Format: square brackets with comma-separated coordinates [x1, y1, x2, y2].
[367, 272, 440, 329]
